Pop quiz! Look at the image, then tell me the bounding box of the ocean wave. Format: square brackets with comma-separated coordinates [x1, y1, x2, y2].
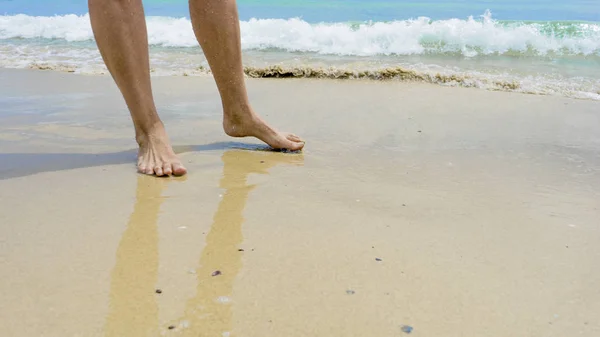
[1, 11, 599, 57]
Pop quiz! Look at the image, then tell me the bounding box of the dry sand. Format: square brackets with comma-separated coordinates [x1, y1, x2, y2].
[0, 69, 599, 336]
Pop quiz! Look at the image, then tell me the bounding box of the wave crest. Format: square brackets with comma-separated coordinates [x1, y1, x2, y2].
[1, 11, 599, 57]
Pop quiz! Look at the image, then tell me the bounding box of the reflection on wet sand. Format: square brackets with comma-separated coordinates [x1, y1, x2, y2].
[174, 150, 303, 336]
[104, 150, 303, 336]
[104, 175, 167, 337]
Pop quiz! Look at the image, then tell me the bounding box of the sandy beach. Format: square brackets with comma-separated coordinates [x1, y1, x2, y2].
[0, 68, 599, 336]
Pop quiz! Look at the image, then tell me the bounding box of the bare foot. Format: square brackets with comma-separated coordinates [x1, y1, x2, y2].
[136, 124, 187, 177]
[223, 107, 305, 151]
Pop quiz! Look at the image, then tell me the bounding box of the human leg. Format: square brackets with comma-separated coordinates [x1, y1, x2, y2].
[189, 0, 305, 151]
[88, 0, 186, 176]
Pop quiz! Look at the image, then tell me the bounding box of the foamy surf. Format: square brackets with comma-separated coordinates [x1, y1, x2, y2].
[16, 61, 599, 101]
[1, 11, 599, 57]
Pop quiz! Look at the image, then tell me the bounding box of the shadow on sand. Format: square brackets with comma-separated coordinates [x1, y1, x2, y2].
[0, 141, 290, 180]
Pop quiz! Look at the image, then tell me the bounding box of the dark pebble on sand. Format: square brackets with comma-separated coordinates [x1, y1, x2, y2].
[212, 270, 222, 277]
[346, 290, 355, 295]
[238, 249, 245, 252]
[260, 161, 265, 163]
[168, 325, 176, 330]
[401, 325, 413, 334]
[376, 258, 382, 262]
[155, 289, 162, 294]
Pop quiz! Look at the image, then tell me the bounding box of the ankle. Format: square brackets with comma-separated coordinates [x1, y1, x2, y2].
[223, 111, 260, 138]
[223, 99, 254, 117]
[135, 121, 165, 146]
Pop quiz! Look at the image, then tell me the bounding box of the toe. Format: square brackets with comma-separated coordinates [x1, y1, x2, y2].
[155, 166, 164, 177]
[163, 163, 173, 176]
[275, 139, 304, 151]
[288, 141, 305, 151]
[285, 133, 304, 143]
[145, 167, 155, 175]
[172, 163, 187, 176]
[137, 156, 146, 173]
[282, 136, 305, 151]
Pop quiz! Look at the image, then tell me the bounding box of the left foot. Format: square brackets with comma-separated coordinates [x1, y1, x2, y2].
[136, 123, 187, 177]
[223, 107, 305, 151]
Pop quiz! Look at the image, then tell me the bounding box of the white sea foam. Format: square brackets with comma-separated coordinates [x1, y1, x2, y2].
[1, 11, 599, 57]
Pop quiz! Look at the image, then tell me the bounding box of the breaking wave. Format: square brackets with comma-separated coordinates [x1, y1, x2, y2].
[1, 11, 599, 57]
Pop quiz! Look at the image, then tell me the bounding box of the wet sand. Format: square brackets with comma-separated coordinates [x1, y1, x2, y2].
[0, 69, 599, 336]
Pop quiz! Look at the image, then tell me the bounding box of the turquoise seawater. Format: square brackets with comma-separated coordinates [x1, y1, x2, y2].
[2, 0, 599, 22]
[1, 0, 599, 99]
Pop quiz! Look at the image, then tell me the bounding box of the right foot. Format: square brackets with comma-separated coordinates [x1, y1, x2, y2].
[223, 106, 305, 151]
[136, 125, 187, 177]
